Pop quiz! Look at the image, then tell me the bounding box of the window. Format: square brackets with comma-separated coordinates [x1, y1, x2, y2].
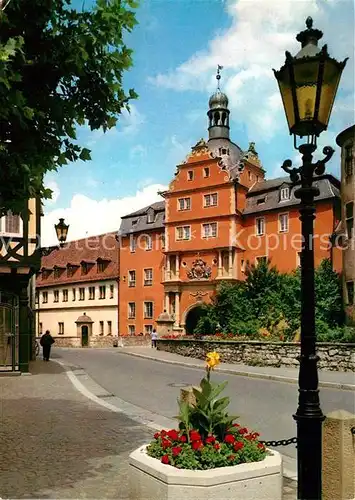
[72, 288, 76, 301]
[187, 170, 194, 181]
[145, 235, 152, 250]
[79, 288, 85, 301]
[178, 197, 191, 211]
[176, 226, 191, 241]
[241, 259, 246, 273]
[346, 281, 354, 305]
[54, 267, 62, 279]
[99, 321, 104, 336]
[81, 262, 89, 274]
[107, 321, 112, 336]
[345, 143, 353, 179]
[35, 292, 39, 304]
[53, 290, 59, 303]
[346, 202, 354, 239]
[248, 171, 252, 181]
[147, 209, 155, 223]
[110, 284, 114, 299]
[144, 268, 153, 286]
[39, 322, 43, 335]
[130, 236, 136, 253]
[128, 325, 135, 336]
[58, 322, 64, 335]
[257, 197, 266, 205]
[97, 260, 107, 273]
[128, 302, 136, 319]
[128, 270, 136, 287]
[161, 233, 166, 249]
[280, 187, 290, 201]
[3, 211, 20, 234]
[89, 286, 95, 300]
[279, 213, 289, 233]
[297, 252, 302, 268]
[62, 289, 68, 302]
[42, 292, 48, 304]
[204, 193, 218, 207]
[256, 256, 267, 265]
[144, 301, 153, 319]
[256, 217, 265, 236]
[202, 222, 217, 239]
[145, 325, 153, 335]
[99, 285, 106, 299]
[203, 167, 210, 177]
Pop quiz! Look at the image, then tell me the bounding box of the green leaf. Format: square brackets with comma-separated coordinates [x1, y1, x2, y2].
[79, 148, 91, 161]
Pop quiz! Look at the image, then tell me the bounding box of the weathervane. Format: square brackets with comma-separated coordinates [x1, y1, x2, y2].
[216, 64, 223, 90]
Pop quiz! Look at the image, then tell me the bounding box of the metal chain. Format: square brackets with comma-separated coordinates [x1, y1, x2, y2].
[260, 437, 297, 447]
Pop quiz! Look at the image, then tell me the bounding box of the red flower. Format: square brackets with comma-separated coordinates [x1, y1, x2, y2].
[232, 423, 240, 428]
[191, 440, 203, 451]
[161, 430, 167, 437]
[258, 443, 266, 450]
[253, 432, 260, 438]
[224, 434, 235, 444]
[190, 430, 201, 442]
[154, 432, 160, 439]
[205, 436, 215, 444]
[245, 434, 254, 441]
[167, 430, 179, 441]
[161, 439, 172, 449]
[161, 455, 170, 464]
[179, 435, 187, 443]
[214, 443, 221, 450]
[239, 427, 248, 435]
[228, 454, 236, 461]
[172, 446, 182, 456]
[234, 441, 244, 451]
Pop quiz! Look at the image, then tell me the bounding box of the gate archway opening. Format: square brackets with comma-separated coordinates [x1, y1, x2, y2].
[185, 305, 206, 335]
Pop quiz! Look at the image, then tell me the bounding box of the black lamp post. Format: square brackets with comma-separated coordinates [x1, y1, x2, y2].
[274, 17, 347, 500]
[54, 218, 69, 247]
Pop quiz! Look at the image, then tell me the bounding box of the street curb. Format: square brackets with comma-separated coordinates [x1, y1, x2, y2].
[117, 350, 355, 391]
[52, 358, 298, 482]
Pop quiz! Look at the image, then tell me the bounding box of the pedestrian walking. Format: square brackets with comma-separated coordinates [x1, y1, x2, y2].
[151, 328, 158, 348]
[40, 330, 55, 361]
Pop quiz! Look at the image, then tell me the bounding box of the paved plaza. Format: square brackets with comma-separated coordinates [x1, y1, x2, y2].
[0, 356, 298, 499]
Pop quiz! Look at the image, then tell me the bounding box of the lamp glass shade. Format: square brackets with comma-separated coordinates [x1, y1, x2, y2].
[317, 58, 343, 127]
[55, 218, 69, 244]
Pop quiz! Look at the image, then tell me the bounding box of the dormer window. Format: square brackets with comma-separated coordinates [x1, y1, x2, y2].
[219, 147, 229, 155]
[132, 219, 138, 226]
[147, 209, 155, 224]
[97, 258, 110, 273]
[257, 197, 266, 205]
[53, 266, 65, 279]
[280, 187, 290, 201]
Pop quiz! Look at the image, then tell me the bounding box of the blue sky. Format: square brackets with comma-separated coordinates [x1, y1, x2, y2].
[42, 0, 354, 245]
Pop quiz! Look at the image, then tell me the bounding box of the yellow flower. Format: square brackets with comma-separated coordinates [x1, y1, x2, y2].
[206, 351, 220, 370]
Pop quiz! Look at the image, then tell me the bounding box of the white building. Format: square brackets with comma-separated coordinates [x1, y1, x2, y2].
[36, 232, 119, 346]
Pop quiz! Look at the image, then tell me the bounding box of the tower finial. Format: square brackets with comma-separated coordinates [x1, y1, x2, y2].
[216, 64, 223, 90]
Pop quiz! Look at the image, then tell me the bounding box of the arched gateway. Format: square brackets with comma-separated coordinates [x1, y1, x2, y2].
[184, 305, 206, 335]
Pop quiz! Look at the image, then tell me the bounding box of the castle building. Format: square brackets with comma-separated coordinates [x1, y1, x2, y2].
[35, 233, 119, 345]
[336, 124, 355, 324]
[118, 80, 341, 336]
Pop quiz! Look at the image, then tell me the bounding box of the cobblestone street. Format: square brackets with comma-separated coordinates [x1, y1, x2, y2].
[0, 359, 297, 499]
[0, 361, 152, 499]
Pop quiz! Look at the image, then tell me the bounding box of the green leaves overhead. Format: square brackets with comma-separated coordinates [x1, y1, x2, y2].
[0, 0, 139, 212]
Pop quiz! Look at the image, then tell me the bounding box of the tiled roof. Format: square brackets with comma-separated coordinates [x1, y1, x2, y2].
[119, 201, 165, 235]
[243, 175, 340, 215]
[36, 232, 119, 288]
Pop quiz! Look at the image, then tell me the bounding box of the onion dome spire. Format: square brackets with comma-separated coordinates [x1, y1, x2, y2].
[207, 65, 230, 140]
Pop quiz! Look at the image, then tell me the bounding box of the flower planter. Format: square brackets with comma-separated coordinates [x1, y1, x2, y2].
[129, 445, 283, 500]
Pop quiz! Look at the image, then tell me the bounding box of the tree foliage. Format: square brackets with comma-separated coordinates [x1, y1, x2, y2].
[195, 258, 349, 341]
[0, 0, 138, 212]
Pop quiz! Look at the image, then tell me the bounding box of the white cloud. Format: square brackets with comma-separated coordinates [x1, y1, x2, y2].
[41, 183, 167, 247]
[130, 144, 147, 160]
[45, 181, 60, 205]
[149, 0, 353, 142]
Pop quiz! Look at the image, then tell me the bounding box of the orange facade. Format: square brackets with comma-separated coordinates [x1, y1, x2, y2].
[118, 89, 341, 335]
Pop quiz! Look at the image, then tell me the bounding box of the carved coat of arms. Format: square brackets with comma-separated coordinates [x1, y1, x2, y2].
[187, 258, 212, 280]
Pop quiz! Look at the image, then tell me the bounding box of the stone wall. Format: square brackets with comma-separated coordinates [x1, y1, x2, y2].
[48, 335, 151, 348]
[157, 339, 355, 372]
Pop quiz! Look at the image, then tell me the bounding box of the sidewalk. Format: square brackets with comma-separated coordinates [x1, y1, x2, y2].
[117, 346, 355, 390]
[0, 361, 152, 499]
[0, 359, 297, 500]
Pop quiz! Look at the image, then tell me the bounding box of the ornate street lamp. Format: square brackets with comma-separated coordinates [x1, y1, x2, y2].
[54, 218, 69, 247]
[274, 17, 347, 500]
